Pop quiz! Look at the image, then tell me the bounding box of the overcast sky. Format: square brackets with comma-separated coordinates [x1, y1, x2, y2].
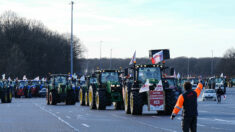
[0, 0, 234, 59]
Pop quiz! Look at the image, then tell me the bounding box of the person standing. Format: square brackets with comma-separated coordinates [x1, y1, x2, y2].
[216, 87, 224, 103]
[170, 82, 203, 132]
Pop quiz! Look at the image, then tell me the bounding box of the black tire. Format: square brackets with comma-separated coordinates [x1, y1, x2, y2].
[1, 90, 7, 103]
[15, 91, 20, 98]
[79, 88, 85, 106]
[46, 90, 49, 105]
[85, 92, 89, 106]
[96, 90, 106, 110]
[66, 91, 76, 105]
[114, 102, 123, 110]
[164, 89, 177, 115]
[130, 91, 143, 115]
[88, 86, 96, 109]
[7, 89, 12, 103]
[124, 86, 131, 114]
[49, 91, 57, 105]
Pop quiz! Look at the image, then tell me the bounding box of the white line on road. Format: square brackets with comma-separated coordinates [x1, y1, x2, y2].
[111, 114, 176, 132]
[199, 110, 208, 113]
[34, 103, 79, 132]
[66, 116, 71, 119]
[197, 124, 205, 127]
[82, 123, 90, 128]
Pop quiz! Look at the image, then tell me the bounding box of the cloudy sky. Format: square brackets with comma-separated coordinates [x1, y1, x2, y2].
[0, 0, 234, 59]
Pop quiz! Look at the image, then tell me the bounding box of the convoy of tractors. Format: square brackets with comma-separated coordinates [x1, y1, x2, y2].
[1, 49, 234, 116]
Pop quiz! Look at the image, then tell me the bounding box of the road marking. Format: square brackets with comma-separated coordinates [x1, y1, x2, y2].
[214, 118, 235, 124]
[177, 117, 182, 120]
[66, 116, 71, 119]
[34, 103, 79, 132]
[197, 124, 205, 127]
[111, 114, 176, 132]
[82, 123, 90, 128]
[199, 110, 208, 113]
[56, 112, 60, 114]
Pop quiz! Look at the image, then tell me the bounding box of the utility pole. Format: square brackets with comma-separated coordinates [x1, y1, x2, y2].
[99, 41, 102, 69]
[70, 1, 74, 76]
[211, 50, 214, 76]
[110, 49, 112, 69]
[187, 57, 189, 78]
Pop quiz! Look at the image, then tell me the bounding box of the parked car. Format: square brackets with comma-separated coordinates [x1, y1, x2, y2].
[39, 88, 46, 97]
[202, 89, 216, 101]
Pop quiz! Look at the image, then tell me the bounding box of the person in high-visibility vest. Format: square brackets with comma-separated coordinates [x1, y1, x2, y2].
[171, 82, 203, 132]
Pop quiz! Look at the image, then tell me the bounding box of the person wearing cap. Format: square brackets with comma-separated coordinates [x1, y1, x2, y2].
[170, 82, 203, 132]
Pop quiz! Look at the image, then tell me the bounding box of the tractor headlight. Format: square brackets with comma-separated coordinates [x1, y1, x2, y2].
[116, 85, 120, 87]
[111, 85, 115, 87]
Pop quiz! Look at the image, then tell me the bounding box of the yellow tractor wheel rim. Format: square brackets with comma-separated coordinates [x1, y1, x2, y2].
[79, 90, 83, 104]
[89, 89, 93, 106]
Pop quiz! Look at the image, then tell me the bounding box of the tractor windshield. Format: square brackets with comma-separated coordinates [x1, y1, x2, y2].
[55, 76, 67, 85]
[138, 67, 161, 83]
[32, 81, 39, 85]
[19, 81, 26, 87]
[90, 77, 97, 84]
[165, 79, 176, 88]
[101, 72, 119, 83]
[215, 78, 223, 83]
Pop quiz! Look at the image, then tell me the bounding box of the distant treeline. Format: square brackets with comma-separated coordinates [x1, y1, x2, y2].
[81, 51, 235, 78]
[0, 11, 234, 79]
[0, 11, 84, 78]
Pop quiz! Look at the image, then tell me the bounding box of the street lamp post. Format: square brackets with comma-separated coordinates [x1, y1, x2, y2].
[70, 1, 74, 76]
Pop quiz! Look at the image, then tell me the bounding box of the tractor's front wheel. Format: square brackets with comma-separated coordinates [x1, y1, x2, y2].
[114, 102, 124, 110]
[85, 92, 89, 106]
[1, 90, 7, 103]
[96, 90, 106, 110]
[49, 91, 57, 105]
[79, 89, 85, 106]
[89, 86, 96, 109]
[66, 91, 76, 105]
[130, 91, 143, 115]
[124, 87, 131, 114]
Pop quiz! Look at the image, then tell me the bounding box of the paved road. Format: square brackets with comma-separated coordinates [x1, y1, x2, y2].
[0, 88, 235, 132]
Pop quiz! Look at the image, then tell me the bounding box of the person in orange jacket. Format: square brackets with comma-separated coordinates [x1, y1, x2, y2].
[171, 82, 203, 132]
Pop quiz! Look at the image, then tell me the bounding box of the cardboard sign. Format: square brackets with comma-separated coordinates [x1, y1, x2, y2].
[149, 90, 164, 111]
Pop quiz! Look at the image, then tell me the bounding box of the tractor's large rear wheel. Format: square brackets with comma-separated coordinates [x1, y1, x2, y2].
[7, 89, 12, 103]
[130, 91, 143, 115]
[89, 86, 96, 109]
[164, 89, 177, 115]
[46, 89, 49, 105]
[96, 90, 106, 110]
[49, 91, 57, 105]
[79, 88, 85, 106]
[124, 87, 131, 114]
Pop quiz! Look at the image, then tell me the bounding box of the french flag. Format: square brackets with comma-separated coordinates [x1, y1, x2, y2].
[151, 50, 163, 64]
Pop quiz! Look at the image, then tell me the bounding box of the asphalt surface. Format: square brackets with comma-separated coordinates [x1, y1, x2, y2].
[0, 88, 235, 132]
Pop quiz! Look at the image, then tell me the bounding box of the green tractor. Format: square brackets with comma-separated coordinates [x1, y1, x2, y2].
[0, 80, 12, 103]
[79, 75, 98, 106]
[88, 70, 123, 110]
[123, 49, 177, 115]
[46, 74, 76, 105]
